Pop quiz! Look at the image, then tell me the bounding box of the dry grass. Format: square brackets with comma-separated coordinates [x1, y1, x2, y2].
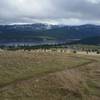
[0, 51, 89, 86]
[54, 70, 88, 98]
[0, 50, 99, 100]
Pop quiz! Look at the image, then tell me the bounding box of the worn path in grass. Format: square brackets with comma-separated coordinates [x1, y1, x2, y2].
[0, 53, 94, 89]
[0, 52, 100, 100]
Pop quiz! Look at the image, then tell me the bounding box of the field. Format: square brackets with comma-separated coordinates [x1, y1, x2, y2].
[0, 50, 100, 100]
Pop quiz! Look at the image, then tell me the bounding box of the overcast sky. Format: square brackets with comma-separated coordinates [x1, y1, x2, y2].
[0, 0, 100, 25]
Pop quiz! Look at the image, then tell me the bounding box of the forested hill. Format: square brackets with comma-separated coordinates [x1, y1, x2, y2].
[0, 24, 100, 44]
[73, 36, 100, 45]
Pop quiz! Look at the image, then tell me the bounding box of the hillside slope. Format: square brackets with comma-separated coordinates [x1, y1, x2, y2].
[0, 24, 100, 44]
[72, 36, 100, 45]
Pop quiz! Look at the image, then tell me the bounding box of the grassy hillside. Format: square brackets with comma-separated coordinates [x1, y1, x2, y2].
[0, 51, 100, 100]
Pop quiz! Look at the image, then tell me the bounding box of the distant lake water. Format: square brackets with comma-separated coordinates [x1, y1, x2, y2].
[0, 40, 65, 46]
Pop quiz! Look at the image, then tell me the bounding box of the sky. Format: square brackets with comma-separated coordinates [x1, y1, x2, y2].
[0, 0, 100, 25]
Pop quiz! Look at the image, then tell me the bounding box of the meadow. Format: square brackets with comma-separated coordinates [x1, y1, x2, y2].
[0, 50, 100, 100]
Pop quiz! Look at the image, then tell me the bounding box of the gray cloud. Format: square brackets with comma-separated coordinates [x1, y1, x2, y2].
[0, 0, 100, 25]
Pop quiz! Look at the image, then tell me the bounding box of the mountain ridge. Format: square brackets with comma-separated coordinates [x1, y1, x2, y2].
[0, 23, 100, 45]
